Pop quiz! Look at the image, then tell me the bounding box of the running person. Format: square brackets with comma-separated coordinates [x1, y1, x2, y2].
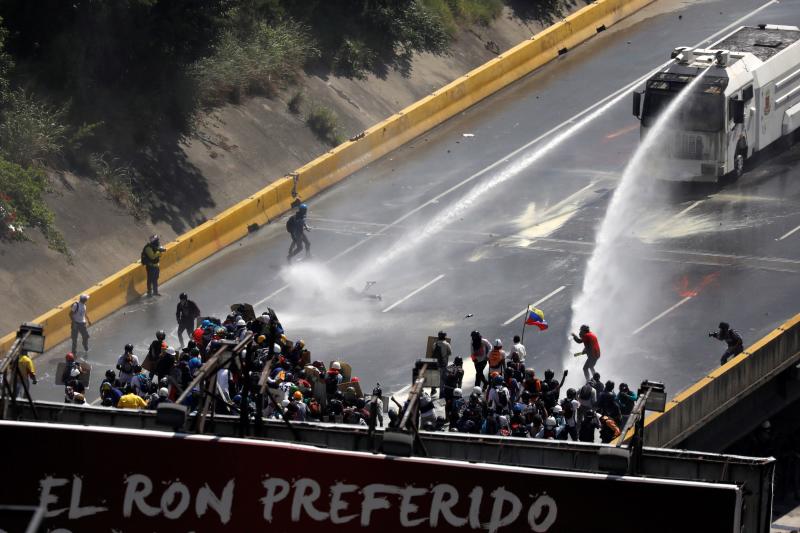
[287, 204, 311, 262]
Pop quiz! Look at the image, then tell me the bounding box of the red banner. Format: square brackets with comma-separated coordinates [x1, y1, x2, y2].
[0, 421, 739, 532]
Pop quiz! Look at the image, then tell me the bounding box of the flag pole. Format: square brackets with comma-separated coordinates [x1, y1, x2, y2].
[520, 304, 530, 344]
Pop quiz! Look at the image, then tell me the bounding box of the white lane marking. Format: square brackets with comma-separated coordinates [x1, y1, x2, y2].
[254, 285, 290, 308]
[382, 274, 445, 313]
[776, 224, 800, 242]
[698, 0, 779, 47]
[502, 285, 567, 326]
[250, 2, 777, 309]
[631, 296, 693, 335]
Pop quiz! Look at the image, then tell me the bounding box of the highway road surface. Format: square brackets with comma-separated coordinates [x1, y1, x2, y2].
[31, 0, 800, 404]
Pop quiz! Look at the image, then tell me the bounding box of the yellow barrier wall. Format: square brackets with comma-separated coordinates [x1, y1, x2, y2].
[1, 0, 653, 354]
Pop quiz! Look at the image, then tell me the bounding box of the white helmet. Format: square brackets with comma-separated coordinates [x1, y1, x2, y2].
[273, 343, 282, 354]
[453, 388, 463, 398]
[165, 346, 176, 356]
[332, 361, 342, 370]
[158, 387, 169, 398]
[472, 386, 482, 396]
[493, 339, 503, 348]
[545, 416, 557, 428]
[552, 404, 563, 414]
[70, 367, 82, 378]
[236, 319, 246, 327]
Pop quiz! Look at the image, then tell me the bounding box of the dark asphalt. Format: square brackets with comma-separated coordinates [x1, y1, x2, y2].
[32, 0, 800, 404]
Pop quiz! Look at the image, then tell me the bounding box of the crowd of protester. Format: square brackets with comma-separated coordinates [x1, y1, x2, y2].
[61, 302, 384, 427]
[55, 302, 641, 446]
[403, 329, 637, 443]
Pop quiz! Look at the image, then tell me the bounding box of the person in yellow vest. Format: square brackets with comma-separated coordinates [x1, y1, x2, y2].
[15, 351, 37, 397]
[117, 385, 148, 409]
[141, 234, 166, 296]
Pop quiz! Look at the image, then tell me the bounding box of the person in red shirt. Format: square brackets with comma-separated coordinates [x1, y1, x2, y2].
[572, 324, 601, 381]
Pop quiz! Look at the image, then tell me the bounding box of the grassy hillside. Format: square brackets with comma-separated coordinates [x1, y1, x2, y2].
[0, 0, 577, 255]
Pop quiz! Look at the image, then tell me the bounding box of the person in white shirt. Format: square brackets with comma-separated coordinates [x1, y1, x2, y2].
[70, 294, 91, 355]
[511, 335, 527, 363]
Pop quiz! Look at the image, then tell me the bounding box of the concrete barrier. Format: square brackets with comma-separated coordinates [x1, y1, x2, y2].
[642, 312, 800, 448]
[1, 0, 654, 354]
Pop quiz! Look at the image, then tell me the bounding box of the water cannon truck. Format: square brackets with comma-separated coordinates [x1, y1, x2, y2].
[632, 24, 800, 181]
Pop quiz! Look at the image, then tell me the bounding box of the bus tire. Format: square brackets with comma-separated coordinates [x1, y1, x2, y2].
[733, 150, 745, 178]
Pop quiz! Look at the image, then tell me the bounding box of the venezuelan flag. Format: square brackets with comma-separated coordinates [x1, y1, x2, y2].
[525, 306, 548, 330]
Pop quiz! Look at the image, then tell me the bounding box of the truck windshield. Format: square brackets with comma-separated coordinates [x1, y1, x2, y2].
[642, 90, 724, 132]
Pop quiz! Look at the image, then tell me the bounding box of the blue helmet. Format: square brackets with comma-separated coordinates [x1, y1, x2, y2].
[298, 203, 308, 214]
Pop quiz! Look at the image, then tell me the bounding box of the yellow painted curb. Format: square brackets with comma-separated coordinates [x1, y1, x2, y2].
[1, 0, 654, 355]
[634, 311, 800, 446]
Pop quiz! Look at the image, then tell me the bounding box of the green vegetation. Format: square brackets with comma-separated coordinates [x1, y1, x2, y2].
[0, 158, 68, 255]
[0, 17, 67, 254]
[423, 0, 505, 34]
[306, 105, 343, 147]
[192, 20, 319, 107]
[0, 0, 551, 253]
[88, 153, 145, 220]
[0, 89, 67, 167]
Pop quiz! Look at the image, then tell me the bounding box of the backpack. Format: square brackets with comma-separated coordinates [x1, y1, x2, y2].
[325, 372, 339, 395]
[432, 342, 443, 363]
[286, 215, 297, 234]
[495, 386, 509, 408]
[561, 398, 575, 419]
[525, 377, 542, 394]
[488, 349, 504, 368]
[140, 245, 150, 265]
[579, 384, 593, 401]
[444, 364, 459, 386]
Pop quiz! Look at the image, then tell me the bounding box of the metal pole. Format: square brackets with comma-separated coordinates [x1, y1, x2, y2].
[616, 388, 651, 447]
[196, 373, 217, 434]
[398, 364, 427, 431]
[520, 305, 530, 344]
[0, 336, 25, 420]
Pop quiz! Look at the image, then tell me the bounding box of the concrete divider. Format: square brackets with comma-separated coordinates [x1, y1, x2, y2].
[1, 0, 654, 354]
[641, 312, 800, 448]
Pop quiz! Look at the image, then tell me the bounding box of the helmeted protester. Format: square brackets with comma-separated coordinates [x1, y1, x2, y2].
[141, 234, 165, 296]
[710, 321, 744, 365]
[597, 380, 622, 426]
[487, 339, 506, 377]
[175, 293, 201, 348]
[286, 203, 311, 262]
[116, 344, 139, 385]
[617, 383, 637, 428]
[572, 324, 601, 381]
[118, 384, 148, 410]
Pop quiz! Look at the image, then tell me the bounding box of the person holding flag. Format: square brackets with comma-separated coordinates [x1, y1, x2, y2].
[572, 324, 601, 381]
[518, 306, 548, 363]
